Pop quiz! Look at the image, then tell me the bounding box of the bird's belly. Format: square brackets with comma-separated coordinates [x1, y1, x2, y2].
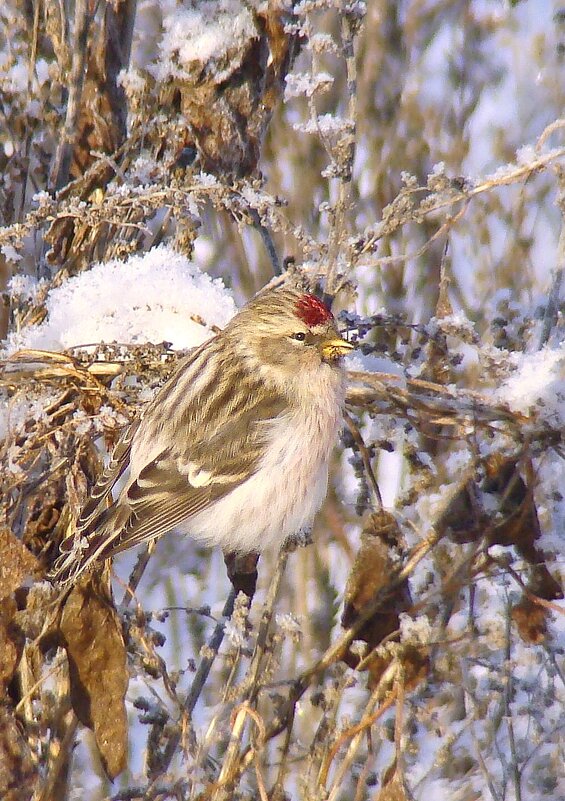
[180, 414, 336, 553]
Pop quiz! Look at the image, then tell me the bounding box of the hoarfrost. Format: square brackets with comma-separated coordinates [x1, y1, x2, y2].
[7, 273, 40, 299]
[284, 71, 334, 100]
[293, 114, 354, 136]
[1, 244, 22, 263]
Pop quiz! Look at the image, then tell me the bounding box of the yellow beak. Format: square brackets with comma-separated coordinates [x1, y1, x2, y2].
[321, 336, 355, 361]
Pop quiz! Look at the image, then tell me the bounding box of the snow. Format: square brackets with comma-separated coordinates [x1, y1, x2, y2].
[150, 0, 259, 84]
[0, 391, 58, 454]
[5, 273, 39, 299]
[0, 53, 28, 93]
[309, 32, 338, 54]
[3, 245, 237, 355]
[2, 1, 564, 797]
[117, 66, 146, 96]
[494, 345, 565, 427]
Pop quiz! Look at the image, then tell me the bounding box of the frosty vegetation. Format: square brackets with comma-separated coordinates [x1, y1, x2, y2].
[0, 1, 564, 801]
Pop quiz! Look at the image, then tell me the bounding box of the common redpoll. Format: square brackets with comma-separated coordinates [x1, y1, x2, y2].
[50, 286, 353, 585]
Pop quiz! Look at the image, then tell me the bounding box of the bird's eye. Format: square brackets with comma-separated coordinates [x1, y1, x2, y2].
[291, 332, 306, 341]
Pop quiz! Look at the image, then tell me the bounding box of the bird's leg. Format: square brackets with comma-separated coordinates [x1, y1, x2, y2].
[223, 551, 260, 600]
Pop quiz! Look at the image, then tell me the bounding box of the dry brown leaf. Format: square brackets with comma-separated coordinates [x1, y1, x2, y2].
[484, 455, 539, 551]
[437, 456, 562, 606]
[340, 511, 420, 687]
[511, 596, 548, 644]
[435, 477, 484, 544]
[0, 596, 24, 692]
[0, 527, 42, 600]
[59, 573, 128, 779]
[373, 764, 409, 801]
[0, 702, 37, 801]
[484, 456, 563, 601]
[162, 0, 300, 176]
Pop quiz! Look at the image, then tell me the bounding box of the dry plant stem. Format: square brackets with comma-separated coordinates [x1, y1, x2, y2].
[343, 410, 383, 507]
[17, 0, 41, 223]
[2, 348, 131, 414]
[538, 161, 565, 349]
[49, 0, 91, 192]
[211, 547, 289, 798]
[394, 669, 406, 787]
[353, 752, 374, 801]
[120, 541, 155, 609]
[324, 687, 384, 801]
[306, 526, 443, 678]
[15, 656, 66, 714]
[118, 0, 138, 67]
[538, 263, 564, 349]
[3, 138, 565, 254]
[352, 144, 565, 261]
[322, 692, 397, 791]
[236, 528, 443, 776]
[364, 200, 469, 270]
[346, 370, 526, 430]
[271, 701, 296, 797]
[503, 591, 522, 801]
[460, 660, 503, 801]
[248, 208, 281, 275]
[492, 558, 565, 617]
[37, 713, 79, 801]
[324, 12, 357, 301]
[150, 587, 237, 786]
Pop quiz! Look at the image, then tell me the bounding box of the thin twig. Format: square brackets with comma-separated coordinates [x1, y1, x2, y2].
[321, 692, 396, 788]
[37, 713, 79, 801]
[503, 590, 522, 801]
[249, 208, 281, 275]
[323, 7, 358, 301]
[120, 542, 155, 609]
[49, 0, 91, 192]
[211, 547, 289, 797]
[343, 410, 383, 508]
[150, 587, 237, 785]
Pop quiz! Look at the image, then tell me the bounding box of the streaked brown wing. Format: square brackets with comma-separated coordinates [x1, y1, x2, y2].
[62, 418, 140, 545]
[83, 388, 289, 560]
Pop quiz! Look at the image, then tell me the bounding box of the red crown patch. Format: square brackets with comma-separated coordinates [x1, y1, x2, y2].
[295, 294, 333, 326]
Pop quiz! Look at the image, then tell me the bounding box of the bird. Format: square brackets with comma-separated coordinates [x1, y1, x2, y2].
[49, 286, 354, 586]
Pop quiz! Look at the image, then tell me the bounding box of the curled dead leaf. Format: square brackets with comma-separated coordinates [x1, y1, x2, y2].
[59, 572, 128, 779]
[340, 512, 427, 688]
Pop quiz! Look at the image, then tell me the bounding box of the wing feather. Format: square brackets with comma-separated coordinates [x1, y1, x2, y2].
[57, 419, 139, 553]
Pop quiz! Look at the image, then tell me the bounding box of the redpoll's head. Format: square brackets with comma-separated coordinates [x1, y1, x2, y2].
[226, 288, 353, 386]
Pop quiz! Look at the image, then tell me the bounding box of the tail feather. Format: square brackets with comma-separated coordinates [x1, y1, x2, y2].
[48, 420, 138, 586]
[48, 504, 130, 587]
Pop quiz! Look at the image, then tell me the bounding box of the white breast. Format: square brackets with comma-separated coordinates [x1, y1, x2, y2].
[183, 368, 345, 553]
